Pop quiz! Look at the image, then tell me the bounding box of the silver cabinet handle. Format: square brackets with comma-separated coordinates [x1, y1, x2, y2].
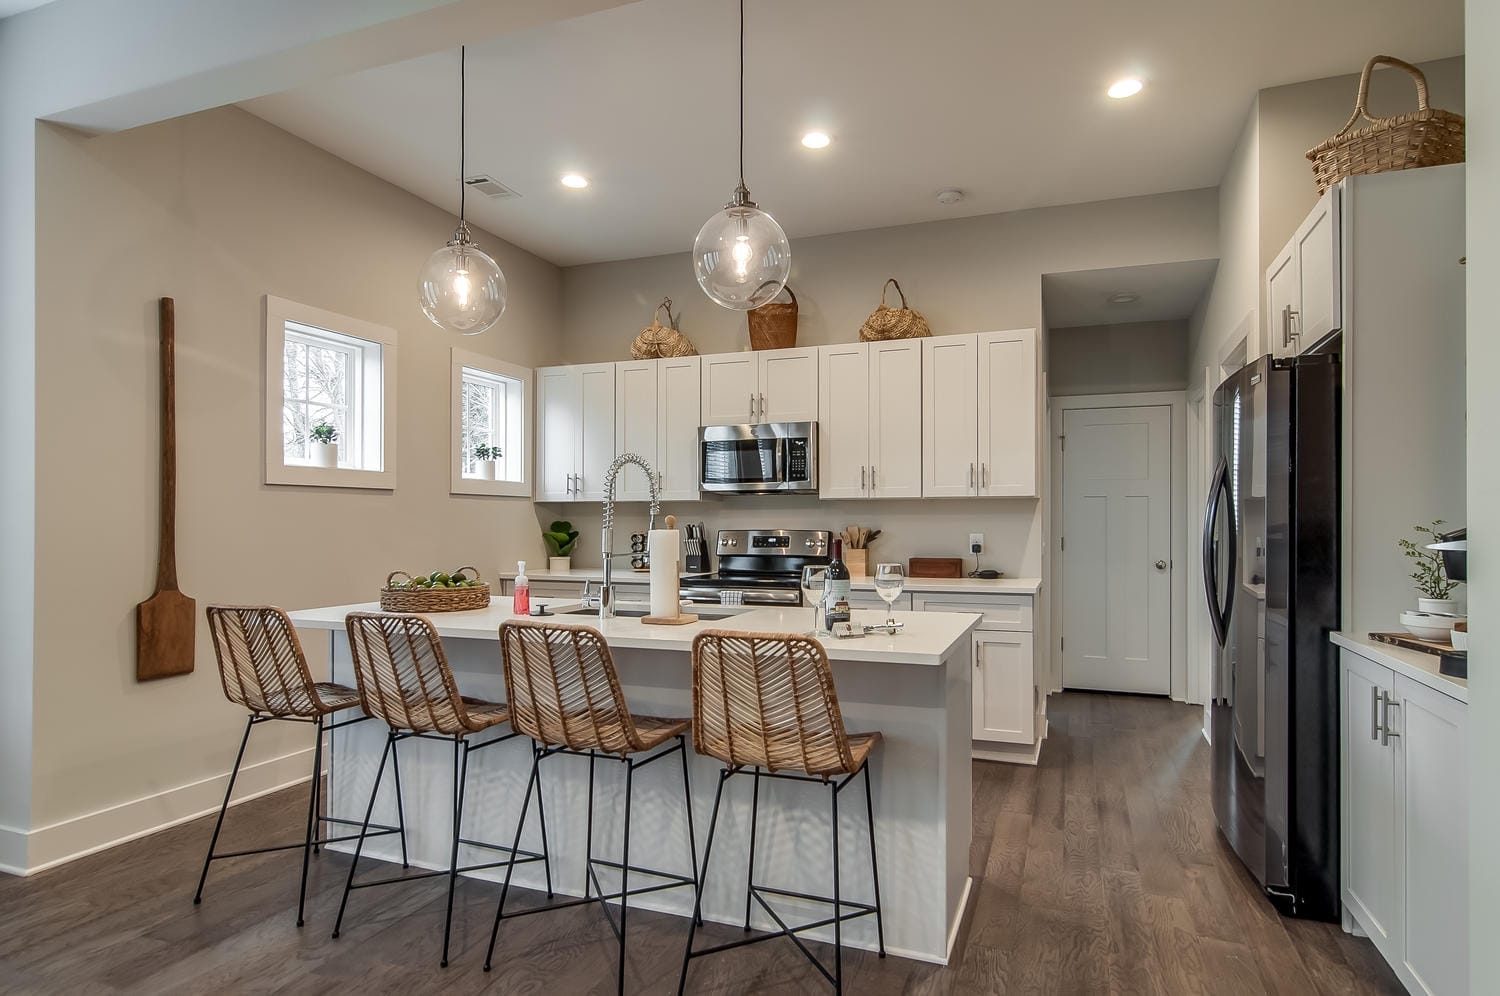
[982, 463, 989, 488]
[870, 465, 876, 489]
[1371, 685, 1382, 741]
[750, 393, 755, 421]
[969, 462, 975, 489]
[1282, 304, 1301, 348]
[861, 465, 866, 491]
[565, 473, 572, 496]
[759, 393, 766, 419]
[575, 472, 582, 495]
[1381, 694, 1400, 746]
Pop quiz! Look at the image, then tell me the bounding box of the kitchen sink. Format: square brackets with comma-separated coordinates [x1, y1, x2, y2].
[561, 607, 649, 617]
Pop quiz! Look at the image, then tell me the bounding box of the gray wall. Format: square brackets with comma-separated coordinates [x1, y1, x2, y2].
[1048, 320, 1189, 397]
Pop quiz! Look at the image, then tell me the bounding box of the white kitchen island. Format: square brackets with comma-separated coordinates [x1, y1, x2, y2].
[286, 598, 979, 965]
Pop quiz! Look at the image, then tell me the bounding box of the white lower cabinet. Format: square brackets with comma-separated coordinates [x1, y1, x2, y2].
[1339, 646, 1468, 996]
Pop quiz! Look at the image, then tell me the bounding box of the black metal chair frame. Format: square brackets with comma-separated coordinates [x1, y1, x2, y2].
[192, 710, 404, 927]
[332, 727, 552, 968]
[677, 761, 886, 995]
[482, 734, 700, 996]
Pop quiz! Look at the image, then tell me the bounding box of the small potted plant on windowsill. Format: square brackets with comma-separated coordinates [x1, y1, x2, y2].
[473, 444, 502, 481]
[1399, 520, 1463, 614]
[310, 422, 338, 469]
[543, 520, 579, 574]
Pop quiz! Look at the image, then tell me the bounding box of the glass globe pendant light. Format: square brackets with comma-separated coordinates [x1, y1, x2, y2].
[419, 46, 506, 335]
[692, 0, 791, 310]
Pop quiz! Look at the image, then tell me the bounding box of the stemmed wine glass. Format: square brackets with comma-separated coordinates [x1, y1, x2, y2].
[800, 565, 830, 637]
[873, 563, 906, 630]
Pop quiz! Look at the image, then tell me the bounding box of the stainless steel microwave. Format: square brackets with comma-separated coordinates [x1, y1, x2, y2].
[699, 421, 818, 494]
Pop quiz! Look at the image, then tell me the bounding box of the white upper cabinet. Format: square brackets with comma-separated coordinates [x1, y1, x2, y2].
[575, 364, 616, 501]
[922, 330, 1038, 498]
[1267, 188, 1342, 357]
[701, 347, 818, 425]
[614, 359, 659, 501]
[868, 339, 922, 497]
[1267, 241, 1299, 359]
[536, 363, 615, 502]
[656, 355, 702, 502]
[818, 343, 871, 499]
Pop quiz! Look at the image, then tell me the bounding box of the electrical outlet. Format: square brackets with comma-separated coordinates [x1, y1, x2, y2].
[969, 532, 984, 554]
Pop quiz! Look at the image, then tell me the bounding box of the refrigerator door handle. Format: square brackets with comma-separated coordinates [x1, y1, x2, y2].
[1202, 458, 1235, 647]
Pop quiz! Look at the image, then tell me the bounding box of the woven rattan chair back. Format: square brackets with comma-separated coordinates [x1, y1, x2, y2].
[345, 612, 482, 735]
[206, 605, 324, 717]
[690, 630, 857, 777]
[499, 621, 649, 753]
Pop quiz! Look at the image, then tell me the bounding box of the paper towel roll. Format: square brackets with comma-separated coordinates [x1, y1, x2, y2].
[649, 527, 680, 619]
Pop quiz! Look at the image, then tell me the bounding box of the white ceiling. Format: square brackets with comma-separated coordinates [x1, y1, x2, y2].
[1043, 259, 1219, 328]
[243, 0, 1462, 267]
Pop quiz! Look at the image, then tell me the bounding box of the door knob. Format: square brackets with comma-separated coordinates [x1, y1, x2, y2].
[1154, 560, 1168, 571]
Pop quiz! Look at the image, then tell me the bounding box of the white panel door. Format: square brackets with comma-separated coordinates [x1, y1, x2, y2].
[1395, 674, 1468, 996]
[1342, 651, 1399, 961]
[758, 347, 819, 423]
[976, 329, 1038, 496]
[656, 355, 701, 502]
[921, 334, 978, 497]
[700, 353, 758, 425]
[614, 360, 658, 501]
[818, 343, 870, 499]
[536, 366, 579, 501]
[1266, 239, 1299, 358]
[574, 363, 616, 500]
[869, 339, 922, 498]
[1295, 189, 1341, 350]
[1061, 405, 1171, 693]
[972, 631, 1034, 744]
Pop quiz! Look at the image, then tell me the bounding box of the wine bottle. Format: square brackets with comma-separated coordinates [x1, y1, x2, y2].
[825, 539, 851, 628]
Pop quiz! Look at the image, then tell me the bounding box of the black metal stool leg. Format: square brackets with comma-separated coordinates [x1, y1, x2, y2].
[677, 768, 728, 996]
[296, 716, 324, 926]
[332, 731, 393, 940]
[194, 714, 254, 905]
[863, 763, 885, 957]
[441, 736, 469, 968]
[831, 780, 842, 995]
[677, 738, 701, 926]
[535, 752, 554, 899]
[311, 726, 323, 855]
[391, 732, 409, 869]
[483, 746, 542, 973]
[584, 751, 597, 898]
[744, 766, 760, 931]
[616, 758, 634, 996]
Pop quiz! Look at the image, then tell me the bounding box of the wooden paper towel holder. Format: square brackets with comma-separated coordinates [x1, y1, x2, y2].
[642, 514, 699, 626]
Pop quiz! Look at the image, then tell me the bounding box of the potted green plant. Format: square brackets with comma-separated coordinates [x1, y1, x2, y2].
[543, 520, 579, 573]
[1399, 520, 1462, 614]
[310, 422, 338, 468]
[473, 444, 501, 481]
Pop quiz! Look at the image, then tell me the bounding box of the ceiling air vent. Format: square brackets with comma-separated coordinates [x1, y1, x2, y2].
[464, 174, 519, 199]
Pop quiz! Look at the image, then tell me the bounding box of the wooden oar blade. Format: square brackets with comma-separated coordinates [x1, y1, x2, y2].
[137, 589, 196, 680]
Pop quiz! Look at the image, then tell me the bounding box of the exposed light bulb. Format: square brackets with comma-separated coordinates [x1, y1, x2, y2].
[732, 235, 754, 277]
[452, 270, 471, 307]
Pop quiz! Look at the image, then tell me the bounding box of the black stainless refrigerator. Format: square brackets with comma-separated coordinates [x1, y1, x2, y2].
[1203, 346, 1340, 921]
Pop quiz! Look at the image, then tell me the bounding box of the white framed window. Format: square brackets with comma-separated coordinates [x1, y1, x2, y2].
[264, 295, 396, 489]
[451, 348, 530, 497]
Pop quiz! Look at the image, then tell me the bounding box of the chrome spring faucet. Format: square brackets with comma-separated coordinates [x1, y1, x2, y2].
[599, 453, 660, 622]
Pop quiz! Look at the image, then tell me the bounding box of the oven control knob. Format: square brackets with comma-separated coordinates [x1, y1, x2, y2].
[724, 538, 738, 548]
[805, 538, 816, 548]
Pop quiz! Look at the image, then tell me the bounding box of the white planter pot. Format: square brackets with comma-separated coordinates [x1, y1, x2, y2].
[548, 557, 572, 574]
[1418, 598, 1457, 615]
[476, 460, 497, 481]
[311, 441, 338, 469]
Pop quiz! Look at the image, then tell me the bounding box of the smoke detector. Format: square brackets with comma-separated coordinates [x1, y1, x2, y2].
[464, 174, 520, 199]
[936, 188, 965, 205]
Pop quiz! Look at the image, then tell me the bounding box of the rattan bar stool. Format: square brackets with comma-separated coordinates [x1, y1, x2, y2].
[677, 630, 886, 995]
[197, 605, 405, 927]
[482, 621, 700, 996]
[335, 612, 552, 968]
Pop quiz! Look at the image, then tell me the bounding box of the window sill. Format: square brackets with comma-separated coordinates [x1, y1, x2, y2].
[267, 464, 396, 490]
[451, 477, 530, 498]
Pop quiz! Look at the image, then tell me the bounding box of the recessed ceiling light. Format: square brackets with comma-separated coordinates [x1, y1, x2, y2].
[801, 131, 831, 149]
[1107, 78, 1144, 99]
[560, 173, 589, 189]
[936, 188, 966, 205]
[1108, 292, 1141, 304]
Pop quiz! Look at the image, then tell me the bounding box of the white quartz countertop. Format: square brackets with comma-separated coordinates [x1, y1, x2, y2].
[1330, 631, 1468, 703]
[288, 597, 981, 667]
[500, 567, 1041, 596]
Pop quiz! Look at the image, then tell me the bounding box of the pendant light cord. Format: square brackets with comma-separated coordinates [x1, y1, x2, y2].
[459, 45, 467, 224]
[738, 0, 745, 188]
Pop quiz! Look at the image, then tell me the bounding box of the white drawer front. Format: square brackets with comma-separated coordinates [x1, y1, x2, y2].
[912, 593, 1033, 632]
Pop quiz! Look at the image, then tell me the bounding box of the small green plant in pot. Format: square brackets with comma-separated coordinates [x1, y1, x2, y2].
[472, 444, 502, 480]
[310, 422, 339, 468]
[543, 520, 580, 573]
[1399, 520, 1462, 614]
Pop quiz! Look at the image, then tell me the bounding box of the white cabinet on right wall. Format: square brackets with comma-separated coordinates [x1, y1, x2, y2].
[921, 329, 1038, 497]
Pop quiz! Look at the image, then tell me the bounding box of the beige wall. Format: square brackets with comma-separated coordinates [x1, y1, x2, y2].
[30, 107, 563, 840]
[1188, 99, 1260, 386]
[1048, 320, 1189, 397]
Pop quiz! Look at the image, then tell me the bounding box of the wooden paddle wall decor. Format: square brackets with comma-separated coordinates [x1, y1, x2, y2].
[136, 296, 196, 680]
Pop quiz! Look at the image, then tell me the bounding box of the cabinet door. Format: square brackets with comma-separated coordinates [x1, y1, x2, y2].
[536, 366, 579, 501]
[574, 363, 616, 501]
[921, 334, 978, 497]
[972, 631, 1034, 745]
[700, 353, 759, 425]
[614, 360, 658, 501]
[758, 347, 819, 423]
[1341, 650, 1399, 961]
[1294, 189, 1341, 351]
[818, 343, 870, 499]
[1266, 240, 1299, 358]
[976, 329, 1038, 496]
[1394, 674, 1468, 996]
[656, 355, 701, 502]
[869, 339, 922, 498]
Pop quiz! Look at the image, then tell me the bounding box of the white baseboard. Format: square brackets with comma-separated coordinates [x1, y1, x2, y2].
[8, 747, 315, 876]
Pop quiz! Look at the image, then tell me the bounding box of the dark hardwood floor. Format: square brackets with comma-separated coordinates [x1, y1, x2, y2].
[0, 693, 1401, 994]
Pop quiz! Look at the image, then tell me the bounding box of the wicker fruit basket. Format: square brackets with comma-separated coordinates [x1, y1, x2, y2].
[380, 566, 490, 612]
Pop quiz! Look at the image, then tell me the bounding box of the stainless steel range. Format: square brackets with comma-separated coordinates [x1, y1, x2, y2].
[680, 528, 830, 606]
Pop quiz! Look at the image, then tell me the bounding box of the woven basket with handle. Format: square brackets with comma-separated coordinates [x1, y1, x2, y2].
[381, 566, 490, 612]
[1306, 55, 1465, 195]
[630, 298, 698, 359]
[746, 284, 798, 350]
[859, 278, 930, 342]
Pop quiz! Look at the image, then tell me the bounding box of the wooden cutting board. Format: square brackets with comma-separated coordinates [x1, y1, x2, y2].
[137, 297, 196, 681]
[909, 557, 964, 579]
